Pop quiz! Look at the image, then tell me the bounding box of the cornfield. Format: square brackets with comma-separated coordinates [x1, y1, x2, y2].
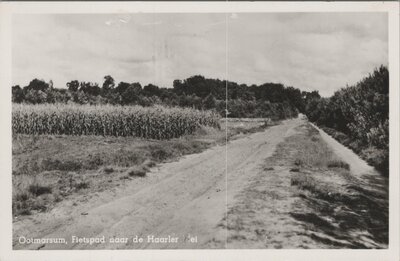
[12, 104, 221, 139]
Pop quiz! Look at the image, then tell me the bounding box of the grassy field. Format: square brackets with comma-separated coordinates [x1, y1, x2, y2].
[12, 113, 273, 217]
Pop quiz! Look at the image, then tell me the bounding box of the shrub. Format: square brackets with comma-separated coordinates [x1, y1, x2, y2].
[360, 147, 389, 175]
[28, 184, 52, 196]
[74, 181, 89, 190]
[291, 174, 317, 192]
[327, 160, 350, 170]
[41, 158, 82, 172]
[150, 147, 170, 161]
[15, 192, 29, 202]
[305, 66, 389, 174]
[103, 167, 114, 174]
[127, 166, 148, 177]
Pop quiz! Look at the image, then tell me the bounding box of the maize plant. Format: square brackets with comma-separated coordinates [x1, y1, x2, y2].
[12, 104, 221, 139]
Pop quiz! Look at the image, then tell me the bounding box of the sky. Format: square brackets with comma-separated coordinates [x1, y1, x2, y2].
[12, 13, 387, 97]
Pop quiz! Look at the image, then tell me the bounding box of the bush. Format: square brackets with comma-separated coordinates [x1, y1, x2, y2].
[150, 147, 171, 161]
[103, 167, 114, 174]
[327, 160, 350, 170]
[74, 181, 89, 190]
[28, 184, 52, 196]
[305, 66, 389, 174]
[127, 166, 148, 177]
[41, 158, 82, 172]
[360, 147, 389, 175]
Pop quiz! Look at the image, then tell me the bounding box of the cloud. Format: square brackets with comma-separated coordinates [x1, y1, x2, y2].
[12, 13, 387, 96]
[227, 13, 387, 96]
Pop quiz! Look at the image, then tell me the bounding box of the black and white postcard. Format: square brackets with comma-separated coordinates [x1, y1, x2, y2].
[0, 1, 399, 261]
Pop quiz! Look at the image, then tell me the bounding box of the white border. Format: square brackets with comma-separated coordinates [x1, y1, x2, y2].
[0, 2, 399, 261]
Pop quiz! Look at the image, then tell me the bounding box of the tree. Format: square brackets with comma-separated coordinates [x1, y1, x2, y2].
[79, 82, 101, 96]
[173, 79, 184, 95]
[12, 85, 24, 103]
[130, 82, 142, 93]
[72, 91, 89, 104]
[24, 79, 50, 92]
[102, 75, 115, 93]
[120, 83, 142, 105]
[285, 86, 304, 112]
[24, 89, 47, 104]
[203, 93, 217, 110]
[66, 80, 80, 92]
[14, 75, 304, 121]
[115, 82, 130, 95]
[143, 84, 160, 97]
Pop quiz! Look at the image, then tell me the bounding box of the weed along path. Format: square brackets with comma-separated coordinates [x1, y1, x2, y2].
[12, 117, 388, 249]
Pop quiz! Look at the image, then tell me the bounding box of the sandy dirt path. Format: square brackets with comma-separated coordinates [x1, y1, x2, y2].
[220, 119, 388, 249]
[13, 119, 301, 250]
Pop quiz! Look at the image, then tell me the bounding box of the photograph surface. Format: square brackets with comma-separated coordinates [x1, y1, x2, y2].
[9, 11, 390, 250]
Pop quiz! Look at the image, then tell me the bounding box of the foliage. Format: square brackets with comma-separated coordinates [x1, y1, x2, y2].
[12, 75, 305, 120]
[304, 66, 389, 174]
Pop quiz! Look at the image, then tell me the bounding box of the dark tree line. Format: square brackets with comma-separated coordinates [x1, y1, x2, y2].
[12, 67, 389, 172]
[12, 75, 311, 120]
[304, 66, 389, 174]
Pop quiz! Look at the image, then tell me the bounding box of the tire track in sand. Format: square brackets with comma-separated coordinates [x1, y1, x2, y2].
[13, 119, 301, 250]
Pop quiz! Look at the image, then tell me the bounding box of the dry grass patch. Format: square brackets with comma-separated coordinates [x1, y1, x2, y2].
[289, 124, 352, 200]
[12, 122, 228, 217]
[292, 124, 349, 170]
[12, 117, 271, 218]
[327, 160, 350, 170]
[13, 175, 54, 216]
[103, 167, 115, 174]
[127, 165, 148, 178]
[260, 122, 388, 248]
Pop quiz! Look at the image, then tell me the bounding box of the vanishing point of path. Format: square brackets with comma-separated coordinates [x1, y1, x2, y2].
[13, 117, 388, 249]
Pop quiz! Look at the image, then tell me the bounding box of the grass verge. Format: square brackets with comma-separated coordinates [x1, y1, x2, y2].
[12, 119, 272, 217]
[285, 124, 388, 248]
[320, 126, 388, 175]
